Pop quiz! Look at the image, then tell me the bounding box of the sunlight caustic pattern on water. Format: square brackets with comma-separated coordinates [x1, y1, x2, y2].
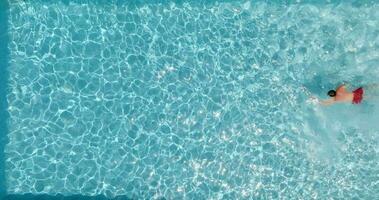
[5, 1, 379, 199]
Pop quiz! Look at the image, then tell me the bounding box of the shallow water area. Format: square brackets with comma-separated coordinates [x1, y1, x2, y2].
[4, 0, 379, 199]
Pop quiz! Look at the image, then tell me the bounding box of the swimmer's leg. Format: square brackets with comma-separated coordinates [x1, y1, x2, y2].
[363, 84, 379, 99]
[365, 83, 379, 90]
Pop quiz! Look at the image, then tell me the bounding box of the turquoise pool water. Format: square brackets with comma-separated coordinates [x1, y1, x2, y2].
[3, 0, 379, 199]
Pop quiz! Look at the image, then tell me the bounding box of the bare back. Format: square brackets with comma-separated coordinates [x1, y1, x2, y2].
[334, 85, 354, 102]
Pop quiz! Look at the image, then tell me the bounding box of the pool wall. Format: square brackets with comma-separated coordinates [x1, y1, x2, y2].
[0, 0, 10, 199]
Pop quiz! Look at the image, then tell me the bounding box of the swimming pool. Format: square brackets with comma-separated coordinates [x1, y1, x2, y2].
[2, 0, 379, 199]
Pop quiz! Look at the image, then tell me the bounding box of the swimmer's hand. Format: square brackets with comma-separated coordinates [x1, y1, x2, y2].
[307, 96, 334, 106]
[306, 96, 320, 104]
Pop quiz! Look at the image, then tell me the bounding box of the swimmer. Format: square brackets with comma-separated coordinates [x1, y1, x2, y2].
[317, 84, 364, 106]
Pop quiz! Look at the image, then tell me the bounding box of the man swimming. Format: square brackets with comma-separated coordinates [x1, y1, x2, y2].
[319, 84, 364, 106]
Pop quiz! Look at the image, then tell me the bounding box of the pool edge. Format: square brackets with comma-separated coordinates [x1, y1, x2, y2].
[0, 0, 10, 198]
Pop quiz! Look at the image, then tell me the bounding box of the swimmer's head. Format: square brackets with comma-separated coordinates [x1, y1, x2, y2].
[327, 90, 336, 97]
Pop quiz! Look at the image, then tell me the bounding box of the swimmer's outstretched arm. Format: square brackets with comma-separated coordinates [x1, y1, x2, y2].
[319, 98, 335, 106]
[309, 96, 334, 106]
[302, 86, 335, 106]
